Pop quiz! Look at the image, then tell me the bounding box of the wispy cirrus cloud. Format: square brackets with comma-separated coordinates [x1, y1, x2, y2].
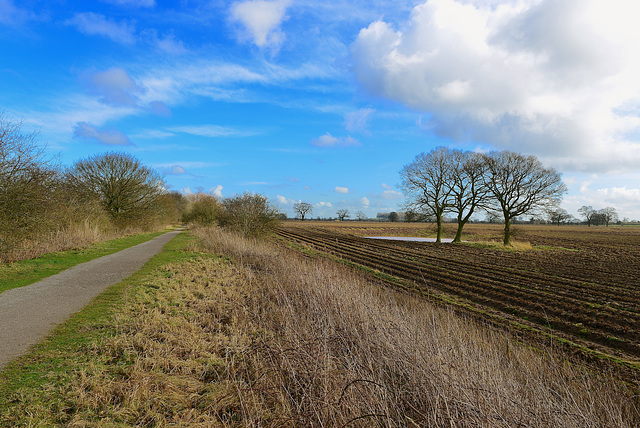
[169, 124, 260, 138]
[66, 12, 136, 44]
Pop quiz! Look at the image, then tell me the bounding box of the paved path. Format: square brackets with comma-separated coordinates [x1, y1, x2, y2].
[0, 229, 183, 369]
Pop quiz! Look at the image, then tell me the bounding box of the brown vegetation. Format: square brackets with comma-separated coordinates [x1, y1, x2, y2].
[276, 222, 640, 382]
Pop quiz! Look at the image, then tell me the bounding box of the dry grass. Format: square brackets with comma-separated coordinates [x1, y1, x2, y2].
[190, 226, 638, 426]
[10, 226, 636, 426]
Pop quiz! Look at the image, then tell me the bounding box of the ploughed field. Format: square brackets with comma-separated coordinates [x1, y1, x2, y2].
[275, 222, 640, 376]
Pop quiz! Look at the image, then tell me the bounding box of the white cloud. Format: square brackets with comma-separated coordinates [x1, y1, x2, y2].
[66, 12, 136, 44]
[381, 183, 392, 190]
[168, 165, 186, 175]
[381, 190, 403, 200]
[310, 132, 360, 148]
[229, 0, 292, 49]
[335, 186, 349, 194]
[210, 185, 224, 198]
[73, 122, 131, 145]
[344, 108, 375, 133]
[316, 201, 333, 208]
[83, 67, 144, 107]
[360, 197, 370, 207]
[350, 0, 640, 173]
[277, 195, 297, 206]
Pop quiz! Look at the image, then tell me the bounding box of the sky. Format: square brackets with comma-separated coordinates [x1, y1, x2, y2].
[1, 0, 640, 220]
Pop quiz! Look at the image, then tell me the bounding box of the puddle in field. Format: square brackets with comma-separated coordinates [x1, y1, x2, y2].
[366, 236, 455, 243]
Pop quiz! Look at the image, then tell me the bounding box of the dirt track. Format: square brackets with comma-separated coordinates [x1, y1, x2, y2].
[0, 229, 182, 369]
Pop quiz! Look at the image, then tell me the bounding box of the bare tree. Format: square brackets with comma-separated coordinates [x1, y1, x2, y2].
[448, 150, 491, 242]
[483, 151, 566, 245]
[546, 206, 571, 226]
[336, 209, 350, 221]
[293, 202, 313, 221]
[0, 114, 59, 249]
[355, 211, 367, 221]
[388, 212, 399, 222]
[600, 207, 619, 226]
[400, 147, 454, 243]
[578, 206, 596, 226]
[67, 152, 164, 227]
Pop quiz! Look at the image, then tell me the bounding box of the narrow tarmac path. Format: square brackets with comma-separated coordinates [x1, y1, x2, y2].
[0, 228, 183, 369]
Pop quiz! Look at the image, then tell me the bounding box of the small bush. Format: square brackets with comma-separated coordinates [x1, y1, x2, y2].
[182, 194, 221, 226]
[218, 192, 281, 237]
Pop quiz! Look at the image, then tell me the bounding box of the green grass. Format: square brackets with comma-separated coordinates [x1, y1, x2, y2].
[0, 230, 170, 295]
[0, 231, 200, 424]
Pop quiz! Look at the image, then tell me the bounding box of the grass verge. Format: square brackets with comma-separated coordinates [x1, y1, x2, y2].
[0, 231, 200, 425]
[0, 229, 170, 295]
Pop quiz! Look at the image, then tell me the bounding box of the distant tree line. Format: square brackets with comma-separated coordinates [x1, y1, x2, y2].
[578, 206, 619, 226]
[400, 147, 567, 245]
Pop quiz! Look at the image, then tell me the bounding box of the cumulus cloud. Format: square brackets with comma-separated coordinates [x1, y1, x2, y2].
[229, 0, 292, 48]
[316, 201, 333, 208]
[344, 108, 374, 133]
[350, 0, 640, 172]
[73, 122, 131, 145]
[67, 12, 136, 44]
[210, 185, 224, 198]
[335, 186, 349, 194]
[83, 67, 144, 107]
[276, 195, 297, 205]
[310, 133, 360, 148]
[360, 197, 370, 207]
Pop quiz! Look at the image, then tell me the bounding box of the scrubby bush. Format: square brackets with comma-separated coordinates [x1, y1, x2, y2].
[182, 194, 221, 226]
[218, 192, 281, 237]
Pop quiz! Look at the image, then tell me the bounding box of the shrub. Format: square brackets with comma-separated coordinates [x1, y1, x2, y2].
[218, 192, 280, 237]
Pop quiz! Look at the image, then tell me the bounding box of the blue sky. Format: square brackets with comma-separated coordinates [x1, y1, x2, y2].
[2, 0, 640, 220]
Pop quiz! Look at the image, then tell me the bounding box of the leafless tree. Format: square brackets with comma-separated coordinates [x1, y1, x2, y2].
[400, 147, 454, 242]
[0, 114, 59, 249]
[483, 151, 566, 245]
[67, 152, 164, 227]
[336, 209, 349, 221]
[448, 150, 491, 242]
[293, 202, 313, 221]
[355, 211, 367, 221]
[578, 206, 597, 226]
[546, 206, 572, 226]
[600, 207, 619, 226]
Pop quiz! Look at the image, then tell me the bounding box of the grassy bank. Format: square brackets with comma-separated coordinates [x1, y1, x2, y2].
[0, 229, 173, 295]
[0, 227, 637, 426]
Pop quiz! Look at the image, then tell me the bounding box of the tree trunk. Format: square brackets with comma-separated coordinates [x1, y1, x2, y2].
[503, 216, 511, 246]
[436, 213, 442, 243]
[453, 216, 465, 243]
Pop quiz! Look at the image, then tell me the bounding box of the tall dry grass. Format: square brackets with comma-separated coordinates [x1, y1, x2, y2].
[24, 226, 636, 426]
[191, 226, 639, 427]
